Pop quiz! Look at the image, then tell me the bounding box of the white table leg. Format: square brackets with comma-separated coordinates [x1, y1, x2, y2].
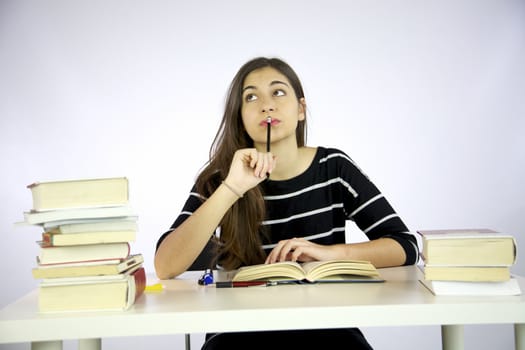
[185, 334, 191, 350]
[441, 325, 464, 350]
[516, 324, 525, 350]
[31, 340, 63, 350]
[79, 338, 102, 350]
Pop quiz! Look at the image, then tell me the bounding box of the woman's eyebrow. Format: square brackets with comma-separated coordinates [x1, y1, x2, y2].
[270, 80, 290, 87]
[242, 85, 256, 93]
[243, 80, 289, 93]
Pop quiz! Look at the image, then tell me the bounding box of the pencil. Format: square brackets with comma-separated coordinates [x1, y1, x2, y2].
[216, 281, 277, 288]
[266, 116, 271, 152]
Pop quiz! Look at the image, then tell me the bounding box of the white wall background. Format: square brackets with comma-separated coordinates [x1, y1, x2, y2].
[1, 0, 524, 349]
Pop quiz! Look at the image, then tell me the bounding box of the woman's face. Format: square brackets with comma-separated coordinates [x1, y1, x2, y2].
[241, 67, 305, 150]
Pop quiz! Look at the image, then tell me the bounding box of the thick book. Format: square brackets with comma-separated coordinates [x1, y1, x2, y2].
[37, 242, 130, 265]
[23, 205, 136, 225]
[422, 265, 511, 282]
[41, 216, 138, 231]
[27, 177, 129, 211]
[41, 230, 136, 247]
[47, 218, 138, 234]
[38, 266, 146, 312]
[419, 277, 522, 296]
[32, 254, 144, 279]
[228, 259, 383, 283]
[417, 228, 516, 266]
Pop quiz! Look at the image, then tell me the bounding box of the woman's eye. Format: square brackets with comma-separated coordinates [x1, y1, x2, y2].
[245, 94, 257, 102]
[274, 89, 286, 97]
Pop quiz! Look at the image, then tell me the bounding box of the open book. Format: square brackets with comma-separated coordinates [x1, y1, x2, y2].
[229, 259, 383, 283]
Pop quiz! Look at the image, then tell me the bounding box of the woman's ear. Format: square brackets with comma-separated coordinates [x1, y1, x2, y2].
[298, 98, 306, 121]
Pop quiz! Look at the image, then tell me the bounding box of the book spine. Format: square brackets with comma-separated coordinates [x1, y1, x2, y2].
[133, 267, 147, 301]
[41, 232, 52, 247]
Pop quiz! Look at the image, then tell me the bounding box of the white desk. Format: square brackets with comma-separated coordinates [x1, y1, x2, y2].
[1, 266, 524, 350]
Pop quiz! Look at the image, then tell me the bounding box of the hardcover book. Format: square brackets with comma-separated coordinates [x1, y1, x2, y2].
[41, 230, 136, 247]
[417, 228, 516, 266]
[38, 266, 146, 312]
[28, 177, 129, 211]
[32, 254, 144, 279]
[23, 205, 136, 225]
[46, 218, 138, 234]
[41, 216, 138, 231]
[37, 242, 130, 265]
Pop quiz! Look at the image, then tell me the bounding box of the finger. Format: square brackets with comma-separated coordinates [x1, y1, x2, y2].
[265, 252, 277, 264]
[266, 244, 282, 264]
[290, 247, 303, 262]
[266, 240, 288, 264]
[278, 238, 299, 262]
[263, 153, 274, 177]
[256, 152, 271, 178]
[290, 246, 315, 262]
[257, 153, 268, 178]
[284, 238, 314, 262]
[242, 154, 252, 166]
[248, 149, 258, 169]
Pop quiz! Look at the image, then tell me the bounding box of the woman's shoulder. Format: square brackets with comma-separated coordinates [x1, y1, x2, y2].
[315, 146, 353, 163]
[315, 146, 370, 177]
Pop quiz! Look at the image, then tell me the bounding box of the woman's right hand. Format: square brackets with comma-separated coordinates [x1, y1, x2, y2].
[224, 148, 276, 196]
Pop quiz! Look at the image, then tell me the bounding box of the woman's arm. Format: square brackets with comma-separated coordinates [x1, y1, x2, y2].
[154, 184, 239, 279]
[265, 237, 406, 267]
[266, 149, 418, 267]
[154, 149, 276, 279]
[340, 237, 408, 267]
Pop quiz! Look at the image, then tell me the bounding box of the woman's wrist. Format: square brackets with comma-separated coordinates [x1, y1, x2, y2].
[221, 180, 244, 198]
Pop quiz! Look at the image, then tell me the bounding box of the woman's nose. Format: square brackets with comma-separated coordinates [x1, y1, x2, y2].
[261, 98, 275, 113]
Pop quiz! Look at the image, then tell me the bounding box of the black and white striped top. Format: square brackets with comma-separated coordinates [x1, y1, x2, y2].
[158, 147, 419, 265]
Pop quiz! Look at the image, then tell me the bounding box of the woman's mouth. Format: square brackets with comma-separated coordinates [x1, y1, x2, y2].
[260, 118, 280, 126]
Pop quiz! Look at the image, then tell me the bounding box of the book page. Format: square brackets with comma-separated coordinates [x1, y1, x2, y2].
[232, 261, 305, 281]
[301, 260, 380, 281]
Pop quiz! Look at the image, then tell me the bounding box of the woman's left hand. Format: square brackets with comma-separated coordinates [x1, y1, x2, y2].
[265, 238, 340, 264]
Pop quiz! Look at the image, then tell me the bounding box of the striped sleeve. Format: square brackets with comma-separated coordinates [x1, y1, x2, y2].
[155, 184, 205, 252]
[335, 150, 419, 265]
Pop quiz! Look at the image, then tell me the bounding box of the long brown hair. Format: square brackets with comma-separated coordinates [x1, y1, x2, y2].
[196, 57, 307, 270]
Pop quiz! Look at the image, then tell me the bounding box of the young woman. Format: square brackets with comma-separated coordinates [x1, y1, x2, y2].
[155, 57, 419, 349]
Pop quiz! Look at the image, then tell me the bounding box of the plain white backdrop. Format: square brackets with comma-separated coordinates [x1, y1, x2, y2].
[1, 1, 524, 349]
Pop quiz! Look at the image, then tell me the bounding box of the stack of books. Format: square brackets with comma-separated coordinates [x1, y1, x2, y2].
[20, 177, 146, 312]
[417, 228, 520, 295]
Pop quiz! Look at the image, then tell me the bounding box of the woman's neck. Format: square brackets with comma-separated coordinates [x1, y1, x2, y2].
[258, 140, 315, 181]
[253, 128, 317, 180]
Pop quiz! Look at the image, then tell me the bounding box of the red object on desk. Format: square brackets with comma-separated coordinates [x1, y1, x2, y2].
[215, 281, 269, 288]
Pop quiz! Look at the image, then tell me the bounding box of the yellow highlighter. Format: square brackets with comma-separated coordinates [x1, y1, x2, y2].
[145, 283, 164, 292]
